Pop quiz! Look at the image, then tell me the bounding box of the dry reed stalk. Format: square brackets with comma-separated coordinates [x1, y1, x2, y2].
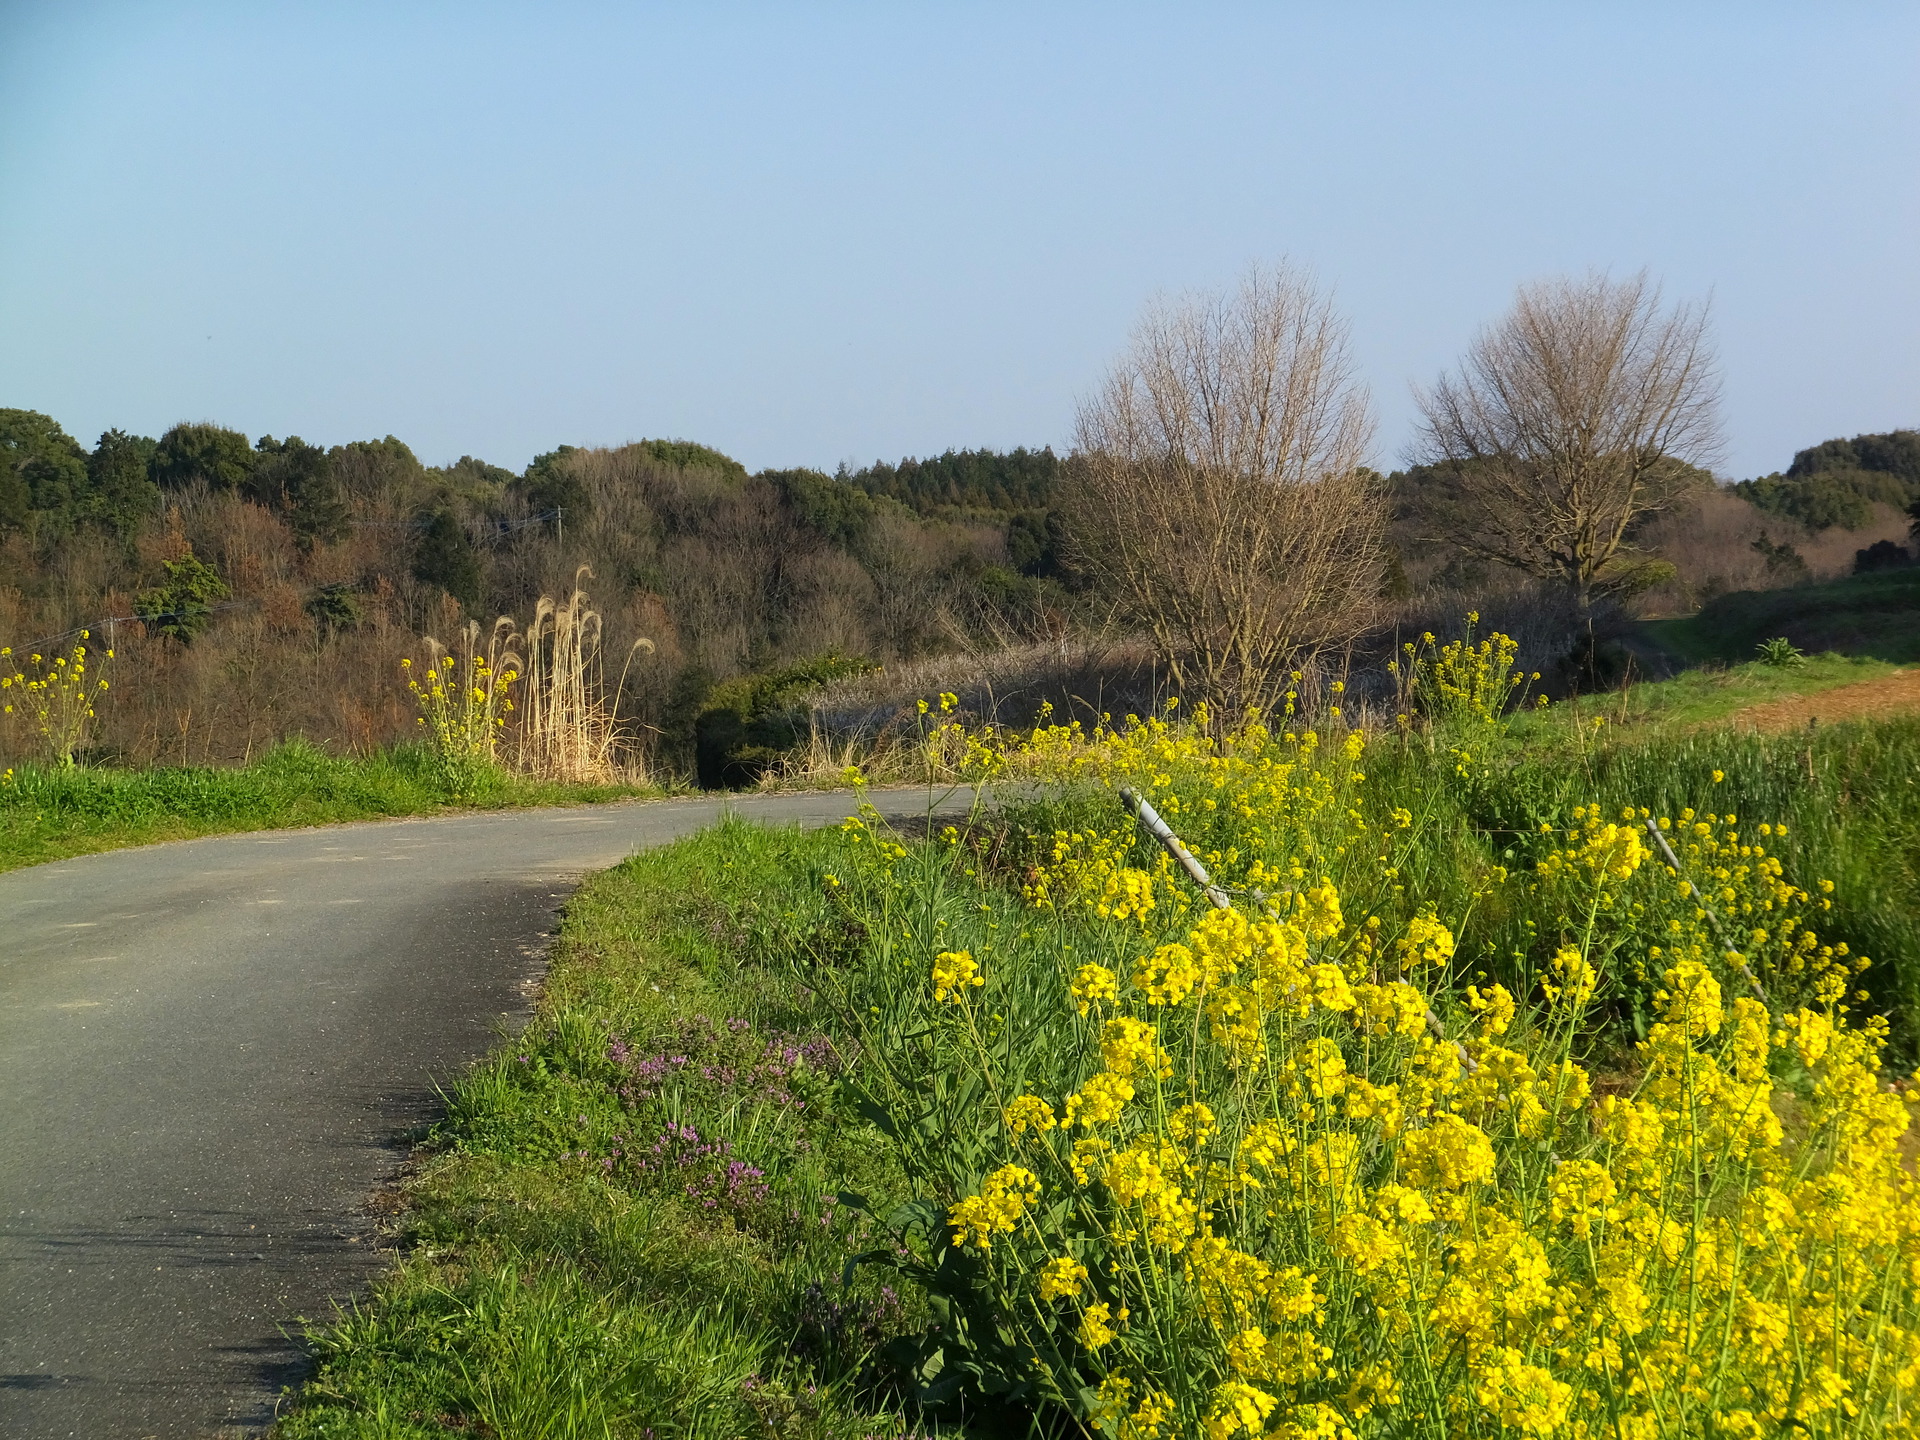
[514, 567, 653, 782]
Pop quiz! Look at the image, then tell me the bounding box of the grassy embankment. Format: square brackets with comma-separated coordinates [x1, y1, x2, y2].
[1640, 565, 1920, 667]
[1508, 652, 1898, 734]
[273, 684, 1920, 1437]
[0, 740, 664, 873]
[276, 817, 924, 1438]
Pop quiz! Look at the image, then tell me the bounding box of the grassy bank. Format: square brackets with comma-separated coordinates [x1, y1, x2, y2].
[1508, 653, 1899, 734]
[276, 818, 926, 1439]
[0, 739, 663, 873]
[1384, 716, 1920, 1051]
[1640, 566, 1920, 665]
[274, 708, 1920, 1436]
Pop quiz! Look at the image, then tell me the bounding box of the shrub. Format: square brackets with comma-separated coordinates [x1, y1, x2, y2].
[1855, 539, 1914, 574]
[693, 653, 875, 789]
[134, 550, 230, 641]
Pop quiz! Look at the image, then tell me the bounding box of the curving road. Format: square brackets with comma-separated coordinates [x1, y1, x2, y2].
[0, 791, 963, 1439]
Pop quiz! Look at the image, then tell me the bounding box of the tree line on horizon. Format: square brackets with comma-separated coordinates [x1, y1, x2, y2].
[3, 263, 1916, 775]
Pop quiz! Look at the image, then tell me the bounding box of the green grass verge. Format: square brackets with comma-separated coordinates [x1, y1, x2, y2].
[1640, 566, 1920, 665]
[1504, 653, 1900, 736]
[0, 739, 664, 873]
[273, 818, 933, 1439]
[1399, 717, 1920, 1050]
[270, 715, 1920, 1434]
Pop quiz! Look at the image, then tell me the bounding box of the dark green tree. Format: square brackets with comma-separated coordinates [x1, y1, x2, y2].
[767, 467, 874, 549]
[0, 409, 90, 524]
[412, 508, 482, 611]
[304, 582, 364, 636]
[841, 446, 1059, 513]
[635, 438, 748, 483]
[152, 422, 257, 491]
[252, 435, 349, 549]
[434, 455, 518, 498]
[0, 459, 25, 531]
[1005, 510, 1068, 577]
[87, 430, 161, 537]
[515, 445, 587, 525]
[135, 550, 230, 641]
[1854, 539, 1913, 574]
[330, 435, 428, 500]
[1751, 531, 1811, 582]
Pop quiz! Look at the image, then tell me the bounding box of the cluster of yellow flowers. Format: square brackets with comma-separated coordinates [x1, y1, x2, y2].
[1534, 804, 1869, 1015]
[1025, 827, 1172, 922]
[1011, 705, 1387, 929]
[1388, 615, 1543, 728]
[401, 646, 516, 792]
[839, 706, 1917, 1439]
[0, 633, 113, 766]
[931, 948, 983, 1002]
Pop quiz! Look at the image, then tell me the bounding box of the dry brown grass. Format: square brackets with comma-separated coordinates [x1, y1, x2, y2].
[512, 568, 656, 784]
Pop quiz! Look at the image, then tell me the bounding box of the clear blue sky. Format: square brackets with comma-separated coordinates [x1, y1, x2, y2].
[2, 2, 1915, 479]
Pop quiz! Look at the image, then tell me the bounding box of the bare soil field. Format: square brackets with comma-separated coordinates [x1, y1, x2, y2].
[1723, 667, 1920, 731]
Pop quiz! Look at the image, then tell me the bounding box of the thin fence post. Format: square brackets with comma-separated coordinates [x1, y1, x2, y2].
[1643, 816, 1768, 1002]
[1118, 784, 1476, 1070]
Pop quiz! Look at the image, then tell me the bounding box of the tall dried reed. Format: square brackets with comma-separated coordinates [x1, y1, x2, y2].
[514, 567, 654, 783]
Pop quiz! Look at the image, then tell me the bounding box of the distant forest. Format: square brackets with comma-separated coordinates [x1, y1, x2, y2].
[3, 406, 1916, 776]
[839, 446, 1060, 514]
[1732, 429, 1920, 532]
[0, 411, 1086, 774]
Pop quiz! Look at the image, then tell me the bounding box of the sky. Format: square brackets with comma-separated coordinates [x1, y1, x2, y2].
[1, 2, 1915, 480]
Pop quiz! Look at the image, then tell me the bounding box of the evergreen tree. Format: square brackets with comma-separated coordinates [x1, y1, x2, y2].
[412, 508, 482, 611]
[0, 409, 90, 526]
[252, 435, 349, 549]
[152, 422, 257, 491]
[87, 430, 161, 537]
[134, 550, 231, 641]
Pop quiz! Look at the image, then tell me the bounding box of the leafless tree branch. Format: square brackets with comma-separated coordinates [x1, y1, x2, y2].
[1062, 262, 1383, 718]
[1413, 270, 1721, 609]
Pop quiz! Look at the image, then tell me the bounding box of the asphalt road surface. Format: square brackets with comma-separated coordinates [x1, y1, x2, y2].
[0, 790, 964, 1439]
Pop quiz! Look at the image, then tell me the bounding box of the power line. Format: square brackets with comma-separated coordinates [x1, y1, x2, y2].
[3, 600, 256, 660]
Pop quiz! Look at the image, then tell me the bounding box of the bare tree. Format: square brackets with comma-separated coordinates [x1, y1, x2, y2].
[1414, 270, 1721, 611]
[1063, 263, 1382, 719]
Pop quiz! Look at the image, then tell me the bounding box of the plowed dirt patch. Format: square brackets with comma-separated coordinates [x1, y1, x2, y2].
[1723, 669, 1920, 732]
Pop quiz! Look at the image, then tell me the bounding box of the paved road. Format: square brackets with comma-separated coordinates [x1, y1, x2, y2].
[0, 791, 962, 1439]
